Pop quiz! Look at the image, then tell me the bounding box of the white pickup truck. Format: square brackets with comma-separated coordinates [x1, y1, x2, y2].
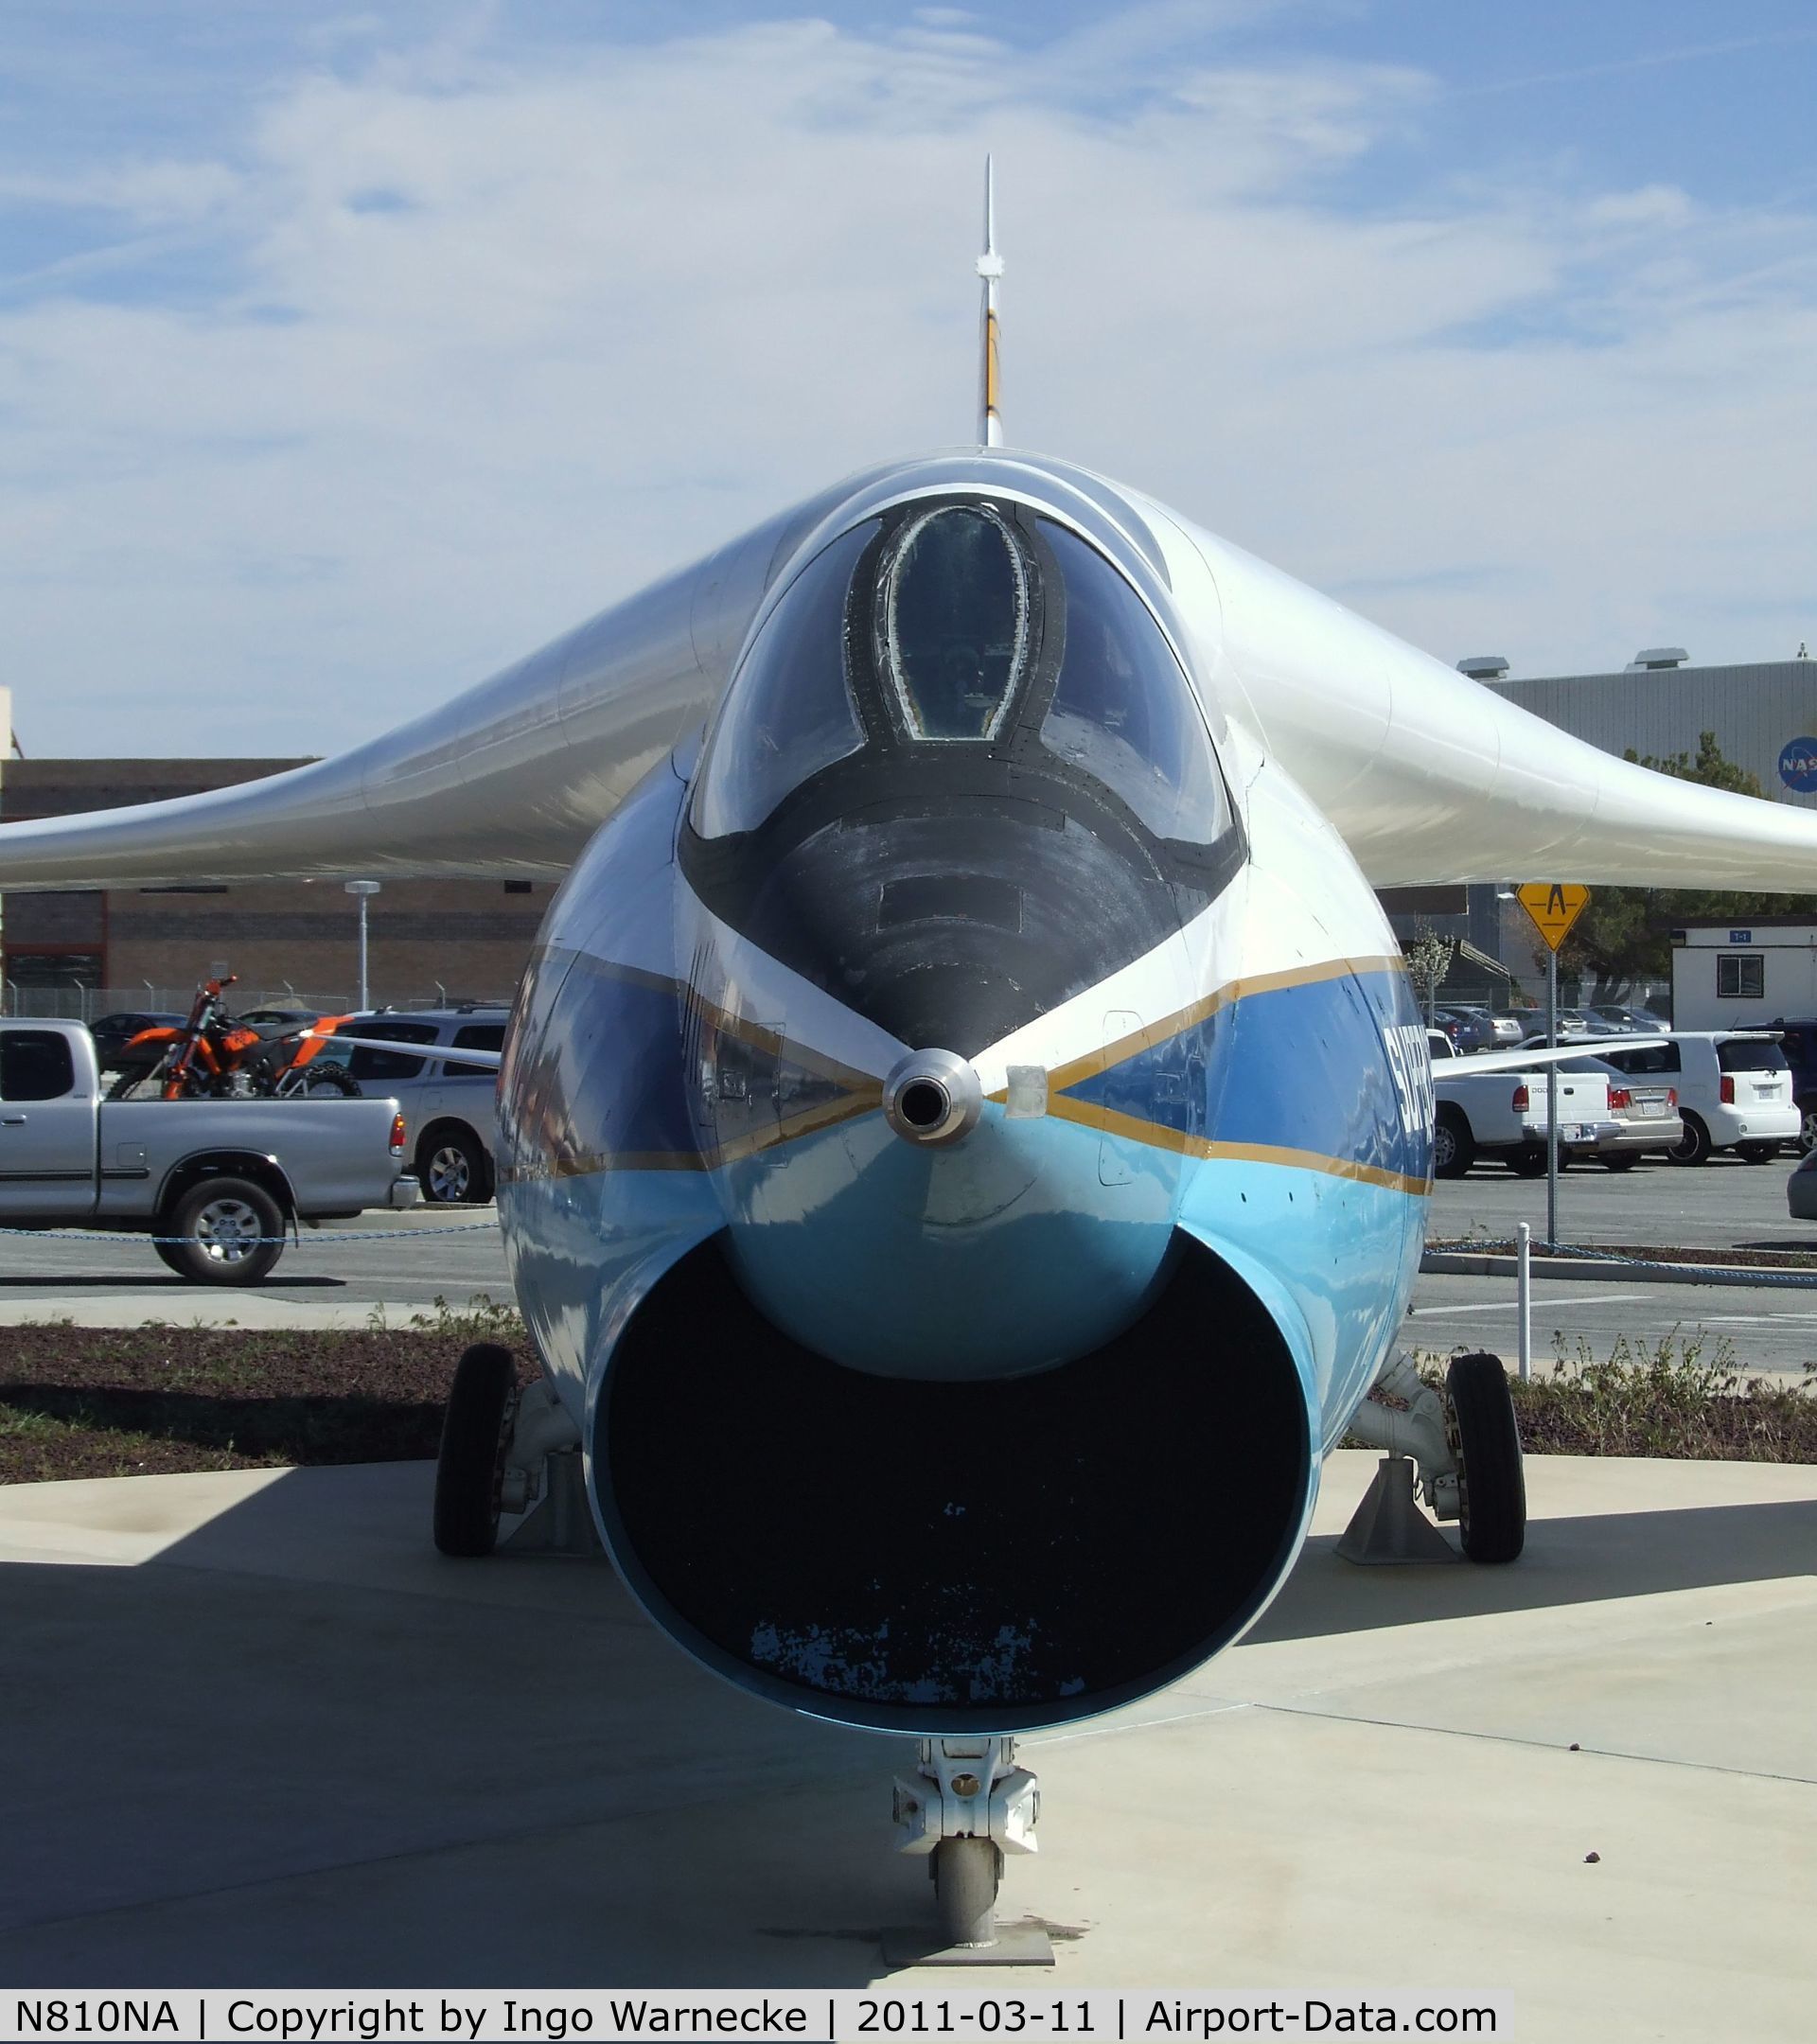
[0, 1020, 418, 1283]
[1428, 1028, 1618, 1178]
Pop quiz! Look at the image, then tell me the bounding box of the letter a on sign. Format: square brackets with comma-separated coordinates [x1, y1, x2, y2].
[1517, 882, 1590, 951]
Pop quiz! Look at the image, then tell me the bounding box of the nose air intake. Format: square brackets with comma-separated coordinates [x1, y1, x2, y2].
[593, 1232, 1315, 1735]
[883, 1049, 982, 1147]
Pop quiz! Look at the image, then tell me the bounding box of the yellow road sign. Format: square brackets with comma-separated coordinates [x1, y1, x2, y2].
[1517, 882, 1591, 951]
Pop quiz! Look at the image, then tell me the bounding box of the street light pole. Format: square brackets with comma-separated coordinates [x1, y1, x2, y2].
[344, 881, 381, 1010]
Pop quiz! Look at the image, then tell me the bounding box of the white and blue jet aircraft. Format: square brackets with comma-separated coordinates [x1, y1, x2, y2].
[6, 167, 1816, 1950]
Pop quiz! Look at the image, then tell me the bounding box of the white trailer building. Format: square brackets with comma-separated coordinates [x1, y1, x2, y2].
[1671, 919, 1817, 1030]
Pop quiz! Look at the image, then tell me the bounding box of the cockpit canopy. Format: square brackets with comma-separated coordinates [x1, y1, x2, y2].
[691, 497, 1232, 858]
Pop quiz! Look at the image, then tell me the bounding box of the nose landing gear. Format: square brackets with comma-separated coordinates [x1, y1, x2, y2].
[883, 1737, 1053, 1966]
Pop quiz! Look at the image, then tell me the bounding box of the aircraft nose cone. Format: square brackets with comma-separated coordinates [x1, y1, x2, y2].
[881, 1048, 982, 1148]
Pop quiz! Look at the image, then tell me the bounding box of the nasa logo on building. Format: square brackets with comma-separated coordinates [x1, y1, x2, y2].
[1780, 739, 1817, 792]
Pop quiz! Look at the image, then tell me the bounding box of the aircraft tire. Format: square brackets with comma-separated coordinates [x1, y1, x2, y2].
[1738, 1142, 1779, 1164]
[1432, 1107, 1474, 1179]
[932, 1837, 1001, 1949]
[1508, 1145, 1548, 1177]
[1447, 1351, 1525, 1565]
[1601, 1152, 1638, 1172]
[434, 1342, 519, 1558]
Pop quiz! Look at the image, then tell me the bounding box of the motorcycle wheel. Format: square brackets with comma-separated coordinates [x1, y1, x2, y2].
[297, 1065, 362, 1099]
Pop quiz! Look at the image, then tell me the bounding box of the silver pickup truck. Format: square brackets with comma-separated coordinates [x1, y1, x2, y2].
[0, 1020, 419, 1284]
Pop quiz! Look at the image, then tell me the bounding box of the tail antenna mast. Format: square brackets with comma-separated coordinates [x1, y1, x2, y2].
[976, 155, 1003, 448]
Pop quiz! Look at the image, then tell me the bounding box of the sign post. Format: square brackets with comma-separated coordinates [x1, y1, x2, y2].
[1516, 884, 1591, 1248]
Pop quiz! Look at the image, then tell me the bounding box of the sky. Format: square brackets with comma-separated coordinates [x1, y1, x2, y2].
[3, 0, 1815, 757]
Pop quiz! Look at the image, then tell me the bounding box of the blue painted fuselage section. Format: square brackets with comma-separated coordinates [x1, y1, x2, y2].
[498, 752, 1432, 1461]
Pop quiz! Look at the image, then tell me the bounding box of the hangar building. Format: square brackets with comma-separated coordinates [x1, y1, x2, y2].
[1469, 645, 1817, 803]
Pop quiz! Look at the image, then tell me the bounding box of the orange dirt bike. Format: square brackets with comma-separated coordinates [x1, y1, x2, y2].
[106, 977, 362, 1101]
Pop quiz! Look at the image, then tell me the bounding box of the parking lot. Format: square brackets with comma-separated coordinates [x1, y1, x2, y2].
[0, 1206, 511, 1324]
[1420, 1148, 1817, 1375]
[3, 1151, 1817, 1373]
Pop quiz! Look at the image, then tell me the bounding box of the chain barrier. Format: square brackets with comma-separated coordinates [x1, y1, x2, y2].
[0, 1219, 501, 1248]
[1427, 1235, 1817, 1290]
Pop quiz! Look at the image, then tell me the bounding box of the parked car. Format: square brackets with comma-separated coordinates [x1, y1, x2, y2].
[1786, 1146, 1817, 1220]
[1768, 1017, 1817, 1152]
[1589, 1003, 1670, 1034]
[1428, 1028, 1619, 1177]
[1434, 1006, 1498, 1053]
[1601, 1031, 1799, 1164]
[0, 1020, 416, 1283]
[1485, 1012, 1526, 1046]
[87, 1010, 186, 1069]
[1518, 1016, 1596, 1046]
[1556, 1054, 1683, 1169]
[311, 1005, 507, 1204]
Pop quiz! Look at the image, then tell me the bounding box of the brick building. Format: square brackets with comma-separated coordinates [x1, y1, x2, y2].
[0, 740, 552, 1016]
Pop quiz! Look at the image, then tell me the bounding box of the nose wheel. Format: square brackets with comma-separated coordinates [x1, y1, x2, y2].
[882, 1738, 1053, 1967]
[932, 1837, 1004, 1948]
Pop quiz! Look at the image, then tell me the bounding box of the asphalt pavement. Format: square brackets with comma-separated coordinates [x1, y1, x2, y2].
[3, 1152, 1817, 1375]
[0, 1204, 511, 1325]
[1419, 1147, 1817, 1376]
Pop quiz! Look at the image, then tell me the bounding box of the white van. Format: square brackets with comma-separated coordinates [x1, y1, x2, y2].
[1602, 1031, 1798, 1165]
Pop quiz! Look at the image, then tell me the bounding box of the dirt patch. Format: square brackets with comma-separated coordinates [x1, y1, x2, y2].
[0, 1306, 534, 1485]
[5, 1308, 1812, 1488]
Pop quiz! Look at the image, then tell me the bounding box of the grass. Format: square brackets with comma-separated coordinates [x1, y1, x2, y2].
[1406, 1330, 1817, 1462]
[4, 1309, 1813, 1486]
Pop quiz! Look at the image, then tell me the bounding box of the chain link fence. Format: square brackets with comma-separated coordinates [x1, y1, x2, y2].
[0, 984, 514, 1021]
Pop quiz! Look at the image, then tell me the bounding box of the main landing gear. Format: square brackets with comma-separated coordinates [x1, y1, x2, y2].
[885, 1737, 1052, 1966]
[432, 1343, 591, 1558]
[1340, 1351, 1526, 1564]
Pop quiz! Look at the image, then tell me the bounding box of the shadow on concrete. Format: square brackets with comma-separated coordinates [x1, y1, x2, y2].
[1256, 1496, 1817, 1642]
[1, 1383, 444, 1465]
[3, 1465, 1812, 1987]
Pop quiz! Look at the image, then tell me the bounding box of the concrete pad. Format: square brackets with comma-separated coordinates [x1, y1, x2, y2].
[1, 1452, 1812, 2041]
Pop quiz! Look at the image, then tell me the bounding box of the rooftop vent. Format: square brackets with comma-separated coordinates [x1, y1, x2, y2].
[1455, 655, 1509, 680]
[1627, 647, 1688, 671]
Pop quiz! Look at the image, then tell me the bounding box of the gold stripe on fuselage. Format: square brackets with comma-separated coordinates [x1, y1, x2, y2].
[998, 952, 1408, 1102]
[1044, 1093, 1431, 1197]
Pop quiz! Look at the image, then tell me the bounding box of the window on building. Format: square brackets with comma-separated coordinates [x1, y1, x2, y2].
[0, 1031, 76, 1101]
[442, 1022, 505, 1079]
[1717, 954, 1764, 999]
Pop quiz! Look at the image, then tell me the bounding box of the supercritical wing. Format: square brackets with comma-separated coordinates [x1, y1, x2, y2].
[5, 449, 1817, 897]
[0, 467, 894, 888]
[1174, 511, 1817, 890]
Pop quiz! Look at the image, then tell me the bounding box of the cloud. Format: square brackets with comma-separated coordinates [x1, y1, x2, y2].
[0, 6, 1813, 757]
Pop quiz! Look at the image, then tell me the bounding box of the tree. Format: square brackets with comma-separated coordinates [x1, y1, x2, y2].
[1558, 732, 1817, 995]
[1402, 922, 1456, 1023]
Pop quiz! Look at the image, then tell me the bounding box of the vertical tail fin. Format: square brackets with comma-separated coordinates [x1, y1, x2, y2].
[976, 155, 1003, 448]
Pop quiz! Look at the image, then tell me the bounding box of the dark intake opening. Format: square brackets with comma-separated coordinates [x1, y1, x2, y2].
[596, 1233, 1311, 1732]
[898, 1080, 948, 1129]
